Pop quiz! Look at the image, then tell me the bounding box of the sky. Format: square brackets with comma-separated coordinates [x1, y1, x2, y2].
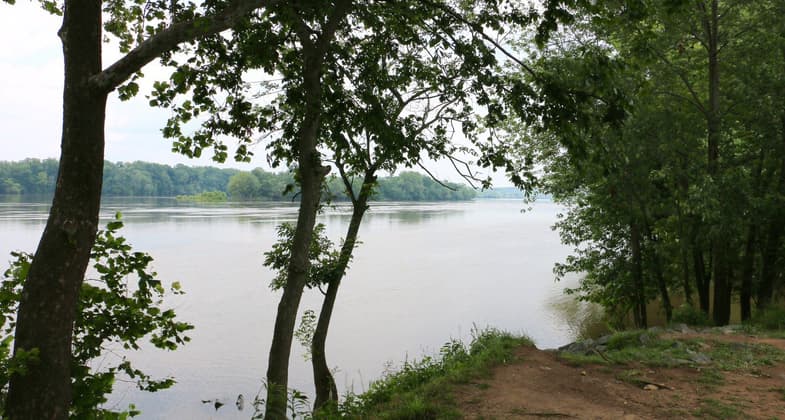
[0, 2, 513, 187]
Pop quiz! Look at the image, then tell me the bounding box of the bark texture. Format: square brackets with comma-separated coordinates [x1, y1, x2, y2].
[6, 2, 105, 418]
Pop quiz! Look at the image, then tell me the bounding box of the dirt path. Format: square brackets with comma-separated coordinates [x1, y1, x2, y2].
[455, 333, 785, 419]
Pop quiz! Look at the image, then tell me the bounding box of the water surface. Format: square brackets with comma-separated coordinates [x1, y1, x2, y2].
[0, 198, 576, 419]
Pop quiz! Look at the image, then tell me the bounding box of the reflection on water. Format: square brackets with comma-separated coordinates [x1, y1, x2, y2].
[0, 197, 574, 419]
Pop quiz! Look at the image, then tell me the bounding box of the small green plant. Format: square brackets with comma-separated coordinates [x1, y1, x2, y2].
[698, 369, 725, 388]
[0, 214, 193, 417]
[251, 380, 311, 419]
[672, 304, 712, 327]
[606, 330, 655, 351]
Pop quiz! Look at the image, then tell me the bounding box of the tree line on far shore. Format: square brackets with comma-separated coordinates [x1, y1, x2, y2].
[0, 159, 476, 201]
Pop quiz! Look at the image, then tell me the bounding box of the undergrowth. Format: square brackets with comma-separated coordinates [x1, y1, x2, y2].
[559, 329, 785, 371]
[323, 328, 533, 419]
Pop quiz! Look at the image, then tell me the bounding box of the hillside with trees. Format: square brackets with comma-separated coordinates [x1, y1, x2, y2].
[0, 159, 475, 201]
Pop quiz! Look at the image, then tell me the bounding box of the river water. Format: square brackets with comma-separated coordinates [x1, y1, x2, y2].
[0, 198, 577, 419]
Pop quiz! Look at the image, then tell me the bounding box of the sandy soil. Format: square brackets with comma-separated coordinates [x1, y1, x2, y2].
[454, 333, 785, 419]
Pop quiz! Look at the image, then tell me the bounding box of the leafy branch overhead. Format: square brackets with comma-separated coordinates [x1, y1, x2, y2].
[147, 1, 537, 177]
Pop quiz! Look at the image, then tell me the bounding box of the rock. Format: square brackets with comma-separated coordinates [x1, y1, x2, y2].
[597, 334, 612, 345]
[581, 370, 587, 376]
[688, 352, 712, 364]
[720, 325, 740, 334]
[639, 333, 652, 345]
[729, 342, 748, 351]
[648, 326, 664, 335]
[643, 384, 659, 391]
[674, 323, 695, 334]
[559, 338, 596, 355]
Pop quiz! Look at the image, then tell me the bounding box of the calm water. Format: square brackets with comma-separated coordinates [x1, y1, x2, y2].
[0, 198, 577, 419]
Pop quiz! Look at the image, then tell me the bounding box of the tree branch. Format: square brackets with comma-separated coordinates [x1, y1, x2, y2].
[90, 0, 273, 92]
[416, 161, 457, 191]
[419, 0, 537, 78]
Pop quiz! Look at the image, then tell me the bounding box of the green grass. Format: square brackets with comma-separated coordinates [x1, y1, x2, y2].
[697, 369, 725, 387]
[751, 306, 785, 330]
[559, 329, 785, 372]
[328, 328, 533, 419]
[693, 398, 743, 419]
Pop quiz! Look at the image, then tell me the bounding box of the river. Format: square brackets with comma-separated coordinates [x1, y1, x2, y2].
[0, 198, 577, 419]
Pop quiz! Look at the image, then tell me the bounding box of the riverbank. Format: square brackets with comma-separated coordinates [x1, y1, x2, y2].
[346, 326, 785, 419]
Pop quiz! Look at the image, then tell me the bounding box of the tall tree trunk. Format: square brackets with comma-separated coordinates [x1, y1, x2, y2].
[630, 222, 647, 328]
[700, 0, 731, 325]
[681, 246, 693, 306]
[5, 2, 105, 418]
[693, 242, 710, 314]
[758, 111, 785, 309]
[651, 249, 673, 323]
[3, 3, 272, 417]
[264, 52, 329, 419]
[712, 244, 732, 326]
[740, 225, 757, 321]
[675, 203, 694, 305]
[740, 153, 764, 321]
[311, 173, 373, 412]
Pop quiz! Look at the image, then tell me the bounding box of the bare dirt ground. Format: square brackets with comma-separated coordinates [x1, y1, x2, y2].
[454, 333, 785, 419]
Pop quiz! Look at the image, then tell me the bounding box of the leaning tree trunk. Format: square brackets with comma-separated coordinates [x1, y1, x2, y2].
[311, 173, 373, 412]
[264, 47, 331, 420]
[5, 2, 106, 418]
[263, 4, 351, 416]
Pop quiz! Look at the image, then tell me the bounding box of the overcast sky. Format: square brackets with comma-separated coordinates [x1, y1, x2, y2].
[0, 2, 513, 186]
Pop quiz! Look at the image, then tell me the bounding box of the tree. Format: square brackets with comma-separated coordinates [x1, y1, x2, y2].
[509, 0, 785, 327]
[227, 171, 262, 200]
[148, 1, 526, 416]
[2, 1, 275, 417]
[0, 215, 192, 417]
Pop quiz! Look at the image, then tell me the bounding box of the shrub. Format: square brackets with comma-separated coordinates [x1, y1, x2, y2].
[672, 304, 712, 327]
[0, 214, 192, 417]
[751, 306, 785, 330]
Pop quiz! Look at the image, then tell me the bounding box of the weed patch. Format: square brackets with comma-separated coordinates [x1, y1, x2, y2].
[331, 328, 533, 419]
